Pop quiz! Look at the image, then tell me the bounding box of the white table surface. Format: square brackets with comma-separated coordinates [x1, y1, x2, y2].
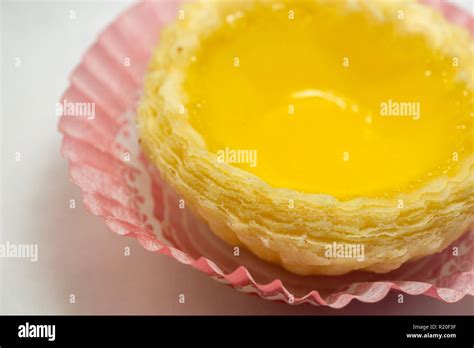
[1, 0, 473, 315]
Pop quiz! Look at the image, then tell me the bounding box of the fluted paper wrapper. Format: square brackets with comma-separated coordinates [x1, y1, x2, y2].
[59, 0, 474, 308]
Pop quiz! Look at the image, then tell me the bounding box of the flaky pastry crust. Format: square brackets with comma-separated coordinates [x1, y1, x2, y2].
[138, 0, 474, 275]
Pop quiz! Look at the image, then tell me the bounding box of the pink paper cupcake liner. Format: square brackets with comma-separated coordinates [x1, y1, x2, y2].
[58, 0, 474, 308]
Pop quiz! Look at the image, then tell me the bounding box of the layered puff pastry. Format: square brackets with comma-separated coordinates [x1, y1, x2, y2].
[137, 0, 474, 275]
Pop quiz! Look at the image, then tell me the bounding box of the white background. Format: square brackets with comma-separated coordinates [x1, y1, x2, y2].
[1, 0, 473, 314]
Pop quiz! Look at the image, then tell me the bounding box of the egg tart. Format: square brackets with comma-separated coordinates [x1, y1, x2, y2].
[138, 0, 474, 275]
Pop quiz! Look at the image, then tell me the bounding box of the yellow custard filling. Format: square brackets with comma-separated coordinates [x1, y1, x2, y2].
[186, 2, 473, 199]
